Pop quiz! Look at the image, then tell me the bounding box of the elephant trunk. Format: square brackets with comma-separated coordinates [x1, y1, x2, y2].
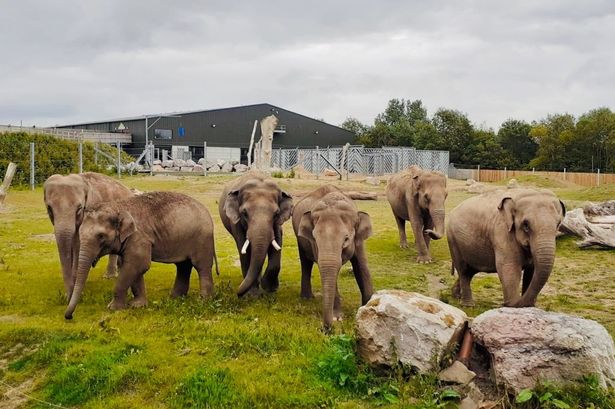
[513, 238, 556, 307]
[64, 242, 97, 319]
[237, 226, 273, 297]
[425, 208, 445, 240]
[318, 253, 342, 332]
[54, 223, 77, 296]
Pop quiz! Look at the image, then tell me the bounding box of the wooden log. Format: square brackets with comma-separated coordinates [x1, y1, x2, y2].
[559, 207, 615, 249]
[345, 191, 378, 201]
[0, 162, 17, 206]
[583, 200, 615, 216]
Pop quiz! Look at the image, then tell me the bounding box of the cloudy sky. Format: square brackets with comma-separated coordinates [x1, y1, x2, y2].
[1, 0, 613, 129]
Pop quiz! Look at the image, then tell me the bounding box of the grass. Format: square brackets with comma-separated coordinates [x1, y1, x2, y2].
[0, 175, 614, 408]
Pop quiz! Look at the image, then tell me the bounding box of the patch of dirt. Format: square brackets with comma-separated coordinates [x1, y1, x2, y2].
[0, 378, 35, 409]
[0, 315, 23, 324]
[29, 233, 54, 242]
[427, 274, 448, 298]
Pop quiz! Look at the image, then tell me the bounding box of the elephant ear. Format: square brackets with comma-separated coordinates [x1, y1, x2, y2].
[277, 191, 293, 224]
[558, 200, 566, 218]
[298, 211, 314, 241]
[498, 197, 515, 232]
[412, 174, 422, 196]
[117, 210, 136, 242]
[224, 189, 241, 224]
[356, 211, 373, 241]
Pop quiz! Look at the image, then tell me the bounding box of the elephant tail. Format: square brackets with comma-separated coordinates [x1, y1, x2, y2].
[212, 240, 219, 276]
[451, 262, 455, 275]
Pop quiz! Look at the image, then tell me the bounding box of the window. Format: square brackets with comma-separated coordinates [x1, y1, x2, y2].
[154, 128, 172, 139]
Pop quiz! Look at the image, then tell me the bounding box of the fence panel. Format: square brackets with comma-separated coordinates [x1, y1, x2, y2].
[464, 168, 615, 187]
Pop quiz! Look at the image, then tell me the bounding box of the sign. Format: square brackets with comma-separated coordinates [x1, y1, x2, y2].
[178, 127, 185, 137]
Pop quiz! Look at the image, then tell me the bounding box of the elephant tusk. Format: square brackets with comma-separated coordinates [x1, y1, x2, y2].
[271, 239, 282, 251]
[241, 239, 250, 255]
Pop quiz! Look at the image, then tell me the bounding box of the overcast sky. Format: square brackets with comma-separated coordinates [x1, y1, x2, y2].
[1, 1, 613, 130]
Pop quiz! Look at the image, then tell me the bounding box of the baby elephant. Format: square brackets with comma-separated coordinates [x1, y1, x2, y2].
[292, 185, 374, 331]
[447, 188, 565, 308]
[65, 192, 218, 319]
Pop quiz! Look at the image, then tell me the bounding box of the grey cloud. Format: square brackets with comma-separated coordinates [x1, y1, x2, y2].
[0, 0, 613, 129]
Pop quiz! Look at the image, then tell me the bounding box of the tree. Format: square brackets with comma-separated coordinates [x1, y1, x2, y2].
[497, 119, 536, 168]
[473, 129, 515, 168]
[529, 114, 575, 170]
[341, 117, 369, 139]
[431, 109, 475, 165]
[573, 108, 615, 172]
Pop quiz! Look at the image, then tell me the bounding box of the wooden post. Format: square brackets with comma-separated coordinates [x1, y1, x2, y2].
[476, 165, 480, 182]
[0, 162, 17, 206]
[597, 169, 600, 186]
[30, 142, 35, 190]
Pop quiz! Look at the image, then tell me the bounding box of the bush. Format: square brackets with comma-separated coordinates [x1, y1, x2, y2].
[0, 132, 133, 186]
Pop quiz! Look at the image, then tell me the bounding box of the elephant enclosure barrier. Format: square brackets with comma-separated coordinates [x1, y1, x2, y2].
[271, 146, 449, 177]
[450, 167, 615, 187]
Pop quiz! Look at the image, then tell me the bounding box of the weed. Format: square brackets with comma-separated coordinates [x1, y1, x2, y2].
[271, 171, 284, 178]
[515, 375, 615, 409]
[170, 367, 247, 409]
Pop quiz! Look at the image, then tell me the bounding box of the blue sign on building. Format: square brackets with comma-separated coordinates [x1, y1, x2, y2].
[178, 127, 185, 137]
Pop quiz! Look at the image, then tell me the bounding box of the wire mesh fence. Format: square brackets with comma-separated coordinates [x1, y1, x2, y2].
[271, 145, 449, 176]
[0, 135, 134, 189]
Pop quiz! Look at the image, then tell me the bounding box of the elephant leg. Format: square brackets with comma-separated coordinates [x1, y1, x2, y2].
[410, 219, 431, 263]
[171, 260, 192, 298]
[459, 268, 476, 307]
[452, 278, 461, 299]
[395, 216, 408, 248]
[299, 246, 314, 299]
[231, 226, 250, 278]
[522, 265, 534, 295]
[350, 244, 374, 305]
[262, 241, 281, 293]
[129, 275, 148, 308]
[104, 254, 119, 279]
[496, 259, 523, 306]
[193, 249, 214, 299]
[109, 258, 149, 311]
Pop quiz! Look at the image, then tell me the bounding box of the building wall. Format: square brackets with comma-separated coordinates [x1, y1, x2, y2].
[60, 104, 355, 150]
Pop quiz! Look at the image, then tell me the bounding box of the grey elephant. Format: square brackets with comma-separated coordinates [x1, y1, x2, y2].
[386, 165, 447, 263]
[219, 172, 293, 297]
[292, 185, 374, 331]
[447, 188, 566, 307]
[43, 172, 134, 296]
[64, 191, 218, 319]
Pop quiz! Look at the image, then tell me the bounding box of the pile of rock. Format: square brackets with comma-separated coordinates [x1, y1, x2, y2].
[134, 158, 248, 173]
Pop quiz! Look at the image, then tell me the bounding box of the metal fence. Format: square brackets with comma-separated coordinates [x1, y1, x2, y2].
[271, 145, 449, 176]
[0, 124, 131, 144]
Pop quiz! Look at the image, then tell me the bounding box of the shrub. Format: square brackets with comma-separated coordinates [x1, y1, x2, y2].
[0, 132, 133, 186]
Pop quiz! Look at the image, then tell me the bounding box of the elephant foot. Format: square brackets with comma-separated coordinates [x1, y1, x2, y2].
[300, 291, 315, 300]
[416, 255, 432, 264]
[460, 299, 475, 308]
[129, 297, 148, 308]
[452, 281, 461, 299]
[107, 299, 128, 311]
[244, 286, 262, 298]
[103, 270, 118, 279]
[261, 275, 279, 293]
[399, 241, 409, 249]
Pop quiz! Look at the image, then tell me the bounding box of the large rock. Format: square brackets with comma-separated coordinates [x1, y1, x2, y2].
[185, 159, 196, 167]
[152, 159, 162, 166]
[471, 307, 615, 393]
[216, 159, 226, 167]
[355, 290, 468, 372]
[465, 178, 476, 186]
[234, 164, 248, 173]
[151, 164, 164, 172]
[192, 165, 205, 173]
[467, 182, 485, 194]
[209, 165, 221, 173]
[173, 159, 186, 167]
[161, 160, 174, 168]
[180, 166, 193, 172]
[221, 162, 233, 173]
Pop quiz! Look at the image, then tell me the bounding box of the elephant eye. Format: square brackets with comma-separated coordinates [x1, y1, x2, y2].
[241, 209, 248, 218]
[424, 194, 430, 202]
[521, 220, 530, 232]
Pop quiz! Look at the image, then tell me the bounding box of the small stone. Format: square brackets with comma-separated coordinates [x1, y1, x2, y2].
[234, 164, 248, 173]
[507, 178, 519, 189]
[324, 168, 338, 176]
[438, 361, 476, 384]
[365, 176, 380, 186]
[180, 166, 193, 172]
[465, 178, 476, 186]
[467, 182, 485, 194]
[459, 397, 479, 409]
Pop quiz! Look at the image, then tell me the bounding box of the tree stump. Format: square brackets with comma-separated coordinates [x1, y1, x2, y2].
[559, 201, 615, 249]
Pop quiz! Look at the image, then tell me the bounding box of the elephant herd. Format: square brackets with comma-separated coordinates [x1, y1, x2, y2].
[43, 166, 566, 331]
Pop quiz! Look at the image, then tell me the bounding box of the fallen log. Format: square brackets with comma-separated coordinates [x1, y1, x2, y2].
[345, 191, 378, 201]
[0, 162, 17, 207]
[559, 207, 615, 249]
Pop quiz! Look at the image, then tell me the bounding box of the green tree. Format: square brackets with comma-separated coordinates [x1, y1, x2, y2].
[572, 108, 615, 172]
[340, 117, 369, 139]
[528, 114, 575, 170]
[473, 129, 515, 168]
[497, 119, 536, 168]
[431, 109, 475, 164]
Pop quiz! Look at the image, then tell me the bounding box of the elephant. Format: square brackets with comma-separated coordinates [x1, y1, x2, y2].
[43, 172, 134, 297]
[64, 191, 218, 319]
[292, 185, 374, 331]
[447, 188, 566, 307]
[386, 165, 447, 263]
[219, 172, 293, 297]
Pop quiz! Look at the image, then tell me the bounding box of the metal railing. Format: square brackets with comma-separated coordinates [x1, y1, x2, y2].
[0, 124, 132, 144]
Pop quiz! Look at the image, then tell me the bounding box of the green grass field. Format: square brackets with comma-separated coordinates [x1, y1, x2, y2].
[1, 175, 613, 408]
